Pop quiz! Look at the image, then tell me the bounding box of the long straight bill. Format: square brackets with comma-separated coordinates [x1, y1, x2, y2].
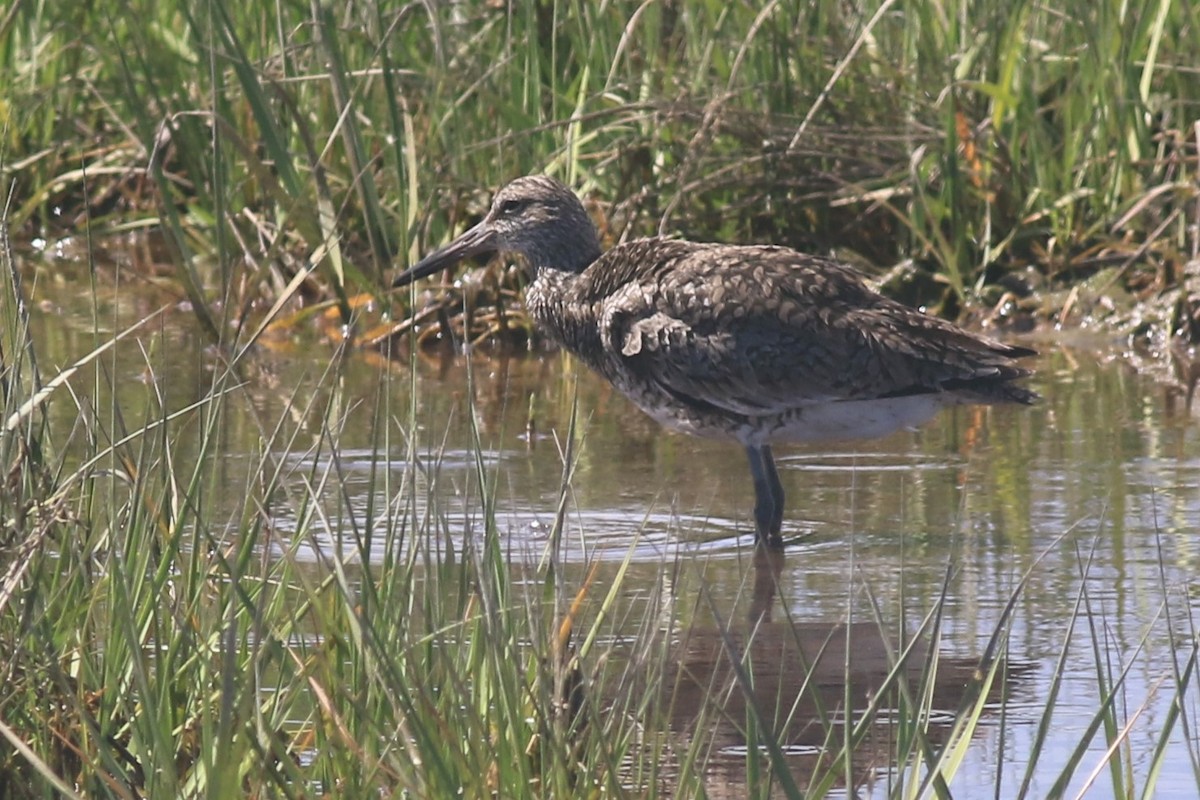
[393, 219, 498, 288]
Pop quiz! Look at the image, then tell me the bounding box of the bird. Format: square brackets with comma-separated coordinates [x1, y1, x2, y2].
[393, 175, 1036, 548]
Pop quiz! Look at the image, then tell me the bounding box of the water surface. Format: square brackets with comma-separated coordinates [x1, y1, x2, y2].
[23, 264, 1200, 797]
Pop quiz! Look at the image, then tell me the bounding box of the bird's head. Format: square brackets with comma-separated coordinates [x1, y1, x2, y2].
[393, 175, 601, 289]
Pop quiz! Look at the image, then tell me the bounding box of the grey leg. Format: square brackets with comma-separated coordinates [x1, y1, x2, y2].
[745, 444, 785, 548]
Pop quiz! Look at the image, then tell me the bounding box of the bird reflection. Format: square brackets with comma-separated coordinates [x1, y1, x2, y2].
[657, 548, 1028, 795]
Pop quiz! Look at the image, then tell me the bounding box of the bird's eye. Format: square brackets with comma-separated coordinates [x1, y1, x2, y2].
[499, 198, 525, 215]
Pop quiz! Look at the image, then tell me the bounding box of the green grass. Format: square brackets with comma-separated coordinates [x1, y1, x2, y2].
[4, 1, 1200, 797]
[0, 226, 669, 796]
[2, 0, 1198, 335]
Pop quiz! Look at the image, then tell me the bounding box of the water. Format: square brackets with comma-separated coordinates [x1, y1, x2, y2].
[20, 263, 1200, 797]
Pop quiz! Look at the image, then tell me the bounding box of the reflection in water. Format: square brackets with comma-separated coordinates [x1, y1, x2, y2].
[751, 547, 785, 624]
[657, 549, 1027, 797]
[1169, 341, 1200, 410]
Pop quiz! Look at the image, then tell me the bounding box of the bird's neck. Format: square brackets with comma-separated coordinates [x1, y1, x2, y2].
[524, 267, 604, 362]
[525, 236, 601, 275]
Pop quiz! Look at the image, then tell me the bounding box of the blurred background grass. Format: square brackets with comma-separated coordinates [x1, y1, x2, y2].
[2, 0, 1197, 337]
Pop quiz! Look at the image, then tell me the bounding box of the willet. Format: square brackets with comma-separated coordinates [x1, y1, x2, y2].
[394, 175, 1036, 548]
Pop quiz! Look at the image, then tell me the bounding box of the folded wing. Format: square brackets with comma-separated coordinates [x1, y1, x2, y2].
[596, 243, 1035, 419]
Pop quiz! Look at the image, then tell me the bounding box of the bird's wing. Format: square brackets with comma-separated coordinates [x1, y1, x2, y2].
[595, 243, 1031, 418]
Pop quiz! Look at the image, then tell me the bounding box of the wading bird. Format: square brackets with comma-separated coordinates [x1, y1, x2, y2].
[394, 176, 1035, 548]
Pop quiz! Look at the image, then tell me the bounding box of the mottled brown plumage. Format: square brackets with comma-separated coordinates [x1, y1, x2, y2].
[395, 175, 1036, 547]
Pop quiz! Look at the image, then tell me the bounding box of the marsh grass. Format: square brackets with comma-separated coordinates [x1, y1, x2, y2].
[4, 2, 1200, 782]
[5, 217, 1200, 795]
[2, 0, 1198, 341]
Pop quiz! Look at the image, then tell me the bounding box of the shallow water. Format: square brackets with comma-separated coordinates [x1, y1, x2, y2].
[21, 264, 1200, 797]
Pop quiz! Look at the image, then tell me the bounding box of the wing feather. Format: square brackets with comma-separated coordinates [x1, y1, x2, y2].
[592, 242, 1033, 418]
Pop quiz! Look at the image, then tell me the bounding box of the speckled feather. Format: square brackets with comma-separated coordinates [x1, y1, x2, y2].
[528, 238, 1034, 427]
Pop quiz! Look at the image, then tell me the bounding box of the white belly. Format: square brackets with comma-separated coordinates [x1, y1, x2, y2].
[635, 393, 954, 445]
[762, 394, 950, 443]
